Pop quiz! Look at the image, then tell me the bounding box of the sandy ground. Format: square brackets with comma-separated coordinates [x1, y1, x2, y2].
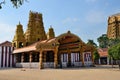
[0, 65, 120, 80]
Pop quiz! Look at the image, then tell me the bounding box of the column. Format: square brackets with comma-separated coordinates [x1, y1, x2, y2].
[54, 52, 58, 68]
[107, 57, 109, 65]
[39, 50, 43, 69]
[29, 52, 32, 68]
[81, 53, 84, 66]
[80, 47, 84, 66]
[99, 58, 101, 65]
[21, 53, 24, 62]
[29, 53, 32, 62]
[54, 47, 58, 68]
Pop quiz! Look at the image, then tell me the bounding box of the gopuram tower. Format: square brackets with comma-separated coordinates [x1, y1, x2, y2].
[107, 13, 120, 39]
[12, 22, 25, 48]
[13, 11, 54, 48]
[24, 11, 47, 46]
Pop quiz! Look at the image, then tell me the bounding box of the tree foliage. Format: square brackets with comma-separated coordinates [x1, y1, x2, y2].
[108, 43, 120, 69]
[93, 50, 100, 60]
[97, 34, 109, 48]
[108, 38, 120, 48]
[87, 39, 97, 48]
[0, 0, 28, 9]
[108, 43, 120, 60]
[97, 34, 120, 48]
[11, 0, 28, 8]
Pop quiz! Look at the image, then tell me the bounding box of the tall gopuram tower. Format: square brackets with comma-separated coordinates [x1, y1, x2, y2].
[107, 13, 120, 39]
[13, 11, 55, 48]
[12, 22, 25, 48]
[24, 11, 47, 46]
[47, 26, 55, 39]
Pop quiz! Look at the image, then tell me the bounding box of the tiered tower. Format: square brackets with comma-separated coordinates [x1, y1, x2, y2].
[12, 22, 25, 48]
[107, 13, 120, 39]
[12, 11, 55, 48]
[24, 11, 47, 45]
[47, 26, 55, 39]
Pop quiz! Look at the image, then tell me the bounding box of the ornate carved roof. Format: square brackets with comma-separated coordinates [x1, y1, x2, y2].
[13, 31, 87, 54]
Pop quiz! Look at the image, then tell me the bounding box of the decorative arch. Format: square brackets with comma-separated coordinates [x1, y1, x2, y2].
[56, 31, 84, 53]
[56, 31, 83, 44]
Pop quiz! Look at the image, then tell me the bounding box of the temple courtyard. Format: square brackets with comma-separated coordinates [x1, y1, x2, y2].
[0, 65, 119, 80]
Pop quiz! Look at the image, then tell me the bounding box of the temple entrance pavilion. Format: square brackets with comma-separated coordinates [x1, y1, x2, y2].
[13, 31, 94, 69]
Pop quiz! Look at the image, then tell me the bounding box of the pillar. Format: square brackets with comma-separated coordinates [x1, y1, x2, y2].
[54, 52, 58, 68]
[39, 50, 43, 69]
[29, 52, 32, 62]
[54, 47, 58, 68]
[107, 57, 109, 65]
[80, 46, 84, 66]
[99, 58, 101, 65]
[81, 52, 84, 66]
[29, 52, 32, 68]
[21, 53, 24, 62]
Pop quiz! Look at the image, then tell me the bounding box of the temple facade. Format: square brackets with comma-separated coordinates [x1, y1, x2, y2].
[12, 11, 95, 69]
[107, 13, 120, 39]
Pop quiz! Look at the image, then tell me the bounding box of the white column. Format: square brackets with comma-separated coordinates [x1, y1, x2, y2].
[3, 46, 5, 68]
[10, 47, 13, 67]
[7, 47, 9, 67]
[99, 58, 101, 65]
[107, 57, 109, 65]
[61, 54, 63, 62]
[0, 46, 1, 68]
[10, 54, 12, 67]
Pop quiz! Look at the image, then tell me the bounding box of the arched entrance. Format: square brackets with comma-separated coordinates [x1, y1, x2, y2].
[56, 31, 83, 67]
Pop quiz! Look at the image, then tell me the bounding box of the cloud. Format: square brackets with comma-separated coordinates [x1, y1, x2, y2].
[62, 17, 79, 24]
[0, 23, 15, 43]
[85, 11, 106, 25]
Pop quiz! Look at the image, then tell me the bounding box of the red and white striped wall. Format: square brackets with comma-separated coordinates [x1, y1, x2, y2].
[0, 46, 15, 68]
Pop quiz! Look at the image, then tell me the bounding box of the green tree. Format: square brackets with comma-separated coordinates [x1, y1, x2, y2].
[97, 34, 109, 48]
[108, 38, 120, 47]
[108, 43, 120, 69]
[87, 39, 97, 48]
[93, 50, 100, 64]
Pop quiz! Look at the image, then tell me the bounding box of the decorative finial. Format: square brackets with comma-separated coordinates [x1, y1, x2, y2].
[19, 21, 21, 25]
[50, 25, 52, 28]
[67, 30, 71, 34]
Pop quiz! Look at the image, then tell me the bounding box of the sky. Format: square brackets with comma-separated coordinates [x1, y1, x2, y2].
[0, 0, 120, 45]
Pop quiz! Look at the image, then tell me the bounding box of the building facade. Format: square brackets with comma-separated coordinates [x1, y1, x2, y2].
[107, 13, 120, 39]
[97, 48, 110, 65]
[12, 11, 95, 69]
[0, 41, 15, 68]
